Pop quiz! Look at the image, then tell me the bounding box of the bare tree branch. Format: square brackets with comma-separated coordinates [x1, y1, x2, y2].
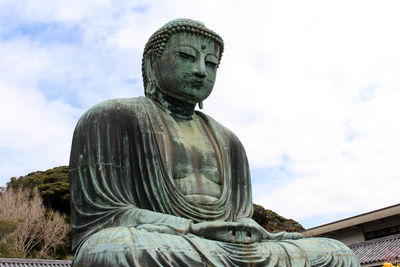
[0, 188, 70, 258]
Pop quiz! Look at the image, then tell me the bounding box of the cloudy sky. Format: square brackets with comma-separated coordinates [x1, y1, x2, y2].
[0, 0, 399, 229]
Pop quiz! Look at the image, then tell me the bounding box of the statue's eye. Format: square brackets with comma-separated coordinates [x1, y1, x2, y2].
[206, 61, 217, 69]
[205, 55, 218, 69]
[177, 52, 196, 61]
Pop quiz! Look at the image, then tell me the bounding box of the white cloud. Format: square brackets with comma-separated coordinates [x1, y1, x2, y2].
[0, 80, 79, 183]
[0, 0, 399, 228]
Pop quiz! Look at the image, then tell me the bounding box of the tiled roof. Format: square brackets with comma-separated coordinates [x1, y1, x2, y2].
[0, 258, 72, 267]
[349, 233, 400, 265]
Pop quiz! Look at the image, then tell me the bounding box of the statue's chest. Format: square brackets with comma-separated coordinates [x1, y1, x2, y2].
[165, 115, 222, 200]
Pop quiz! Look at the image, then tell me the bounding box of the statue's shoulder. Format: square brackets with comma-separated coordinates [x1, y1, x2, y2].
[76, 97, 152, 127]
[87, 96, 149, 113]
[82, 96, 150, 117]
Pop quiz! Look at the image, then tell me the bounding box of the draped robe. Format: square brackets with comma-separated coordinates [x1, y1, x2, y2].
[69, 97, 359, 266]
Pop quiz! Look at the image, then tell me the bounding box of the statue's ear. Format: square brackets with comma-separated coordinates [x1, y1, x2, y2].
[144, 52, 154, 81]
[144, 52, 157, 96]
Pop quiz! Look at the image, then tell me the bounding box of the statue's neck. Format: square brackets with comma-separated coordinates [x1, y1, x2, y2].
[152, 89, 196, 120]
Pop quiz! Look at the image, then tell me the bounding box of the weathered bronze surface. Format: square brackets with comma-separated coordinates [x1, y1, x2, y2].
[69, 19, 360, 266]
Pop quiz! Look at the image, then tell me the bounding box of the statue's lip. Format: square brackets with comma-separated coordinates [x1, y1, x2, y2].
[190, 79, 205, 86]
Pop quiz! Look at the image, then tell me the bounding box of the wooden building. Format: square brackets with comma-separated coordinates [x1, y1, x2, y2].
[303, 204, 400, 266]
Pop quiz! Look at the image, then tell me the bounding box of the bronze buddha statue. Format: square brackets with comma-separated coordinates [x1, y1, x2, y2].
[69, 19, 359, 266]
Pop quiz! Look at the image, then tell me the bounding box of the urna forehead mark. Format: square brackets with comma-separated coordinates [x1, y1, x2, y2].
[164, 33, 220, 60]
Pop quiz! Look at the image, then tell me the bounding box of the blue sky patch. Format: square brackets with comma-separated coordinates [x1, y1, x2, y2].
[251, 160, 294, 192]
[359, 84, 378, 101]
[131, 4, 150, 13]
[1, 22, 82, 44]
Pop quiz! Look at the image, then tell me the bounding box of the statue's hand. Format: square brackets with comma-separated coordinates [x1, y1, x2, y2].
[189, 221, 263, 244]
[136, 224, 181, 235]
[235, 218, 303, 241]
[263, 231, 303, 240]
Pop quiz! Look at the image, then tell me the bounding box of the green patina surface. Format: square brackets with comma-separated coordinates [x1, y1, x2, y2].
[69, 18, 360, 266]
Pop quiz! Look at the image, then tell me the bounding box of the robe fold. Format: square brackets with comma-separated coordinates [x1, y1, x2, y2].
[69, 97, 359, 266]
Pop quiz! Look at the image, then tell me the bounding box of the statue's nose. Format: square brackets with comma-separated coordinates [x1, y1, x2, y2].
[193, 60, 207, 78]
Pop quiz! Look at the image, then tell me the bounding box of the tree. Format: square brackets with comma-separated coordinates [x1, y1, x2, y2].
[252, 204, 305, 232]
[7, 166, 70, 215]
[0, 188, 70, 258]
[0, 219, 20, 257]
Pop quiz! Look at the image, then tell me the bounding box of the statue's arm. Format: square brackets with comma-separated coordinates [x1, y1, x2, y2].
[112, 208, 303, 242]
[69, 99, 194, 249]
[110, 206, 193, 235]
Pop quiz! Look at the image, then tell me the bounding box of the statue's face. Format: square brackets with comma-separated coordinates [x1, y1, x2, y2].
[152, 32, 220, 103]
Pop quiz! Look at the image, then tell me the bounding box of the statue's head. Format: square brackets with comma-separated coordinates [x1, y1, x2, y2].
[142, 19, 224, 107]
